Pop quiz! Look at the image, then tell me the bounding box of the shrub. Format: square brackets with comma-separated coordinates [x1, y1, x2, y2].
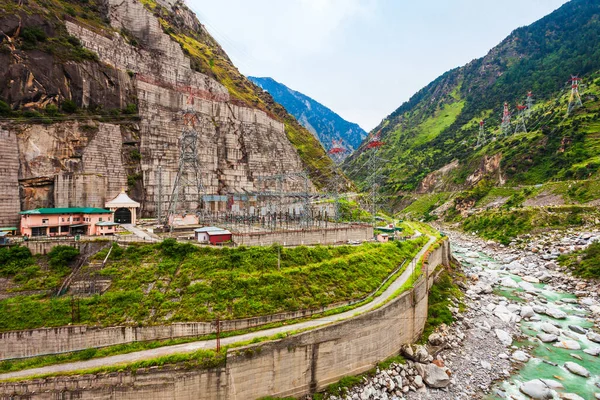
[122, 103, 137, 115]
[45, 104, 59, 117]
[0, 246, 35, 276]
[0, 100, 11, 115]
[21, 27, 47, 47]
[48, 246, 80, 270]
[61, 99, 77, 113]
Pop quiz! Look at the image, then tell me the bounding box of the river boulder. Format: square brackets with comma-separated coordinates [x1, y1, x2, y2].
[519, 379, 554, 399]
[564, 361, 590, 377]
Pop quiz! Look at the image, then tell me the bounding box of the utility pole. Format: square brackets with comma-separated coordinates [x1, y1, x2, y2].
[476, 120, 486, 148]
[501, 102, 512, 137]
[216, 315, 221, 353]
[277, 245, 281, 271]
[567, 75, 583, 115]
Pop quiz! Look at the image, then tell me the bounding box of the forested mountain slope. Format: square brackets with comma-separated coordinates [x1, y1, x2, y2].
[345, 0, 600, 200]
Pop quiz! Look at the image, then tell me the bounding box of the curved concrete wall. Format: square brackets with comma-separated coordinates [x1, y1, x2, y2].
[0, 240, 451, 400]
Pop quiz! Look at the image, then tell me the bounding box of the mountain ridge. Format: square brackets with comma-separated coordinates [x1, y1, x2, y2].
[249, 76, 367, 154]
[345, 0, 600, 203]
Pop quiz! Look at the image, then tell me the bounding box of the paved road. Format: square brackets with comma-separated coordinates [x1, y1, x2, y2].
[0, 234, 436, 380]
[121, 224, 159, 242]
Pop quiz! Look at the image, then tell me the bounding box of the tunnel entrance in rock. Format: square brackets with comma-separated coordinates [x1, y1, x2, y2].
[114, 208, 132, 224]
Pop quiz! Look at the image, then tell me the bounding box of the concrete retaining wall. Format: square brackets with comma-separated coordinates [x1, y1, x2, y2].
[0, 300, 366, 360]
[0, 240, 451, 400]
[235, 224, 373, 246]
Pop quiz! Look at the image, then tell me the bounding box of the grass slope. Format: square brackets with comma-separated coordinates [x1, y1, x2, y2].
[0, 238, 427, 331]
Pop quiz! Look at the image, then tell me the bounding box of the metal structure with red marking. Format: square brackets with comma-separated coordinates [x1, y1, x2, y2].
[501, 102, 512, 136]
[567, 75, 583, 115]
[366, 130, 384, 149]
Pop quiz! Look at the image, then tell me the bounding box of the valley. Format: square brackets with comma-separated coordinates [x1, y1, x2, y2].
[0, 0, 599, 399]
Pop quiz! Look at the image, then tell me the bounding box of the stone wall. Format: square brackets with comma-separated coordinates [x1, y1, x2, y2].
[235, 224, 373, 246]
[0, 129, 20, 227]
[0, 240, 451, 400]
[1, 301, 360, 360]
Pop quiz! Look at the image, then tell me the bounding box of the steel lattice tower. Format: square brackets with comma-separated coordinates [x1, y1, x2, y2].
[476, 120, 486, 148]
[514, 104, 528, 134]
[526, 91, 534, 117]
[364, 130, 384, 224]
[501, 102, 512, 137]
[567, 76, 583, 115]
[327, 139, 347, 164]
[166, 94, 205, 228]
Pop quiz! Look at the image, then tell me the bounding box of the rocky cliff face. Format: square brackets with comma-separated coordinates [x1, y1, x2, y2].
[0, 0, 331, 226]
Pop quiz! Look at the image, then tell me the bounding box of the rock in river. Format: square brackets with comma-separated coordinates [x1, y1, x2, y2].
[521, 306, 535, 318]
[519, 379, 554, 399]
[554, 340, 581, 350]
[500, 276, 519, 288]
[583, 347, 600, 356]
[545, 308, 567, 319]
[512, 350, 530, 362]
[540, 323, 560, 335]
[537, 333, 558, 343]
[568, 325, 586, 335]
[587, 331, 600, 343]
[564, 361, 590, 377]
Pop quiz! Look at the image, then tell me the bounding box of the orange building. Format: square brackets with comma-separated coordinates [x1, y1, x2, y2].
[20, 208, 117, 237]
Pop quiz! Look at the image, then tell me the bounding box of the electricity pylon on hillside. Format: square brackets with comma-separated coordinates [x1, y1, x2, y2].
[567, 75, 583, 115]
[166, 91, 205, 230]
[514, 104, 528, 134]
[363, 130, 385, 225]
[476, 120, 486, 148]
[526, 91, 534, 117]
[501, 102, 512, 137]
[328, 139, 347, 164]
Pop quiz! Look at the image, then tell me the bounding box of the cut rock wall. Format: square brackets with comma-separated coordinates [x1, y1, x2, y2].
[0, 0, 312, 224]
[66, 0, 310, 216]
[0, 129, 20, 227]
[0, 241, 451, 400]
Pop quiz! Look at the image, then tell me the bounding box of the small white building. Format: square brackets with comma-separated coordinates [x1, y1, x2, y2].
[105, 190, 141, 225]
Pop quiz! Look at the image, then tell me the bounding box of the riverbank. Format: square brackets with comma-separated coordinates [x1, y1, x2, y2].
[326, 228, 600, 399]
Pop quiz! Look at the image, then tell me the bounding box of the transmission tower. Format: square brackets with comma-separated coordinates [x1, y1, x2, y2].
[364, 131, 385, 225]
[501, 102, 512, 137]
[327, 139, 347, 164]
[166, 94, 205, 229]
[476, 120, 486, 148]
[567, 75, 583, 115]
[514, 104, 528, 134]
[526, 91, 534, 117]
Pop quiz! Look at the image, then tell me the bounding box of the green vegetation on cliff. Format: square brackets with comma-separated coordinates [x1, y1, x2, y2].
[461, 205, 599, 244]
[558, 241, 600, 279]
[0, 238, 427, 331]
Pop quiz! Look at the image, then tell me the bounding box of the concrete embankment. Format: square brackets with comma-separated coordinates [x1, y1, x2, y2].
[0, 241, 452, 399]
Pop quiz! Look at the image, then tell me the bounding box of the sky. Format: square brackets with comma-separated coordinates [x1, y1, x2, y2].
[187, 0, 570, 132]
